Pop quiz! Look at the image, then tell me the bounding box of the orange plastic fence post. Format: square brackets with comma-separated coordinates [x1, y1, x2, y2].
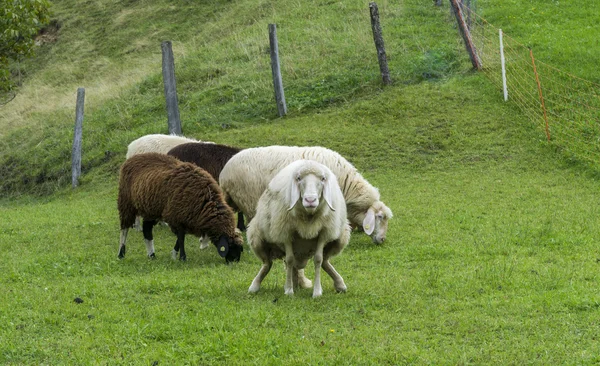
[530, 49, 550, 142]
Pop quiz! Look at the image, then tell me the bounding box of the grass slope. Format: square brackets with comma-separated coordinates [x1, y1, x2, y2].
[1, 0, 600, 364]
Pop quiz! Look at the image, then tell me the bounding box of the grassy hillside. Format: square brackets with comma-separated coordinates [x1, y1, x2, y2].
[1, 0, 471, 196]
[1, 0, 599, 364]
[1, 0, 598, 197]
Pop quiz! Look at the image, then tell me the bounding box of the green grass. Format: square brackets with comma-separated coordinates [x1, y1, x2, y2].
[3, 132, 600, 363]
[1, 0, 600, 363]
[477, 0, 600, 80]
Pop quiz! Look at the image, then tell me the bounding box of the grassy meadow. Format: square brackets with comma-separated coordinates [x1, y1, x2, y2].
[1, 0, 600, 364]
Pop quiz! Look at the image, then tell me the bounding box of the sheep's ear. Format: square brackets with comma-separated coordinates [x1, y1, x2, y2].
[287, 177, 300, 211]
[363, 208, 375, 235]
[217, 235, 230, 257]
[322, 176, 336, 211]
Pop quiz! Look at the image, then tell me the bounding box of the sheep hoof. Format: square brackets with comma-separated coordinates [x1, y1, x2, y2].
[312, 290, 323, 298]
[171, 250, 177, 260]
[118, 247, 126, 259]
[299, 278, 313, 289]
[335, 285, 347, 293]
[148, 253, 156, 259]
[248, 284, 260, 293]
[179, 255, 187, 261]
[284, 288, 294, 296]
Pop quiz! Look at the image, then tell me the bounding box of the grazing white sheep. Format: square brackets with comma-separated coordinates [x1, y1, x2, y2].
[219, 145, 393, 244]
[125, 133, 209, 159]
[247, 160, 351, 298]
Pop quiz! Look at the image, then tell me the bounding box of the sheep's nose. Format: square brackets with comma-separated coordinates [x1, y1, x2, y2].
[375, 236, 385, 244]
[305, 197, 317, 204]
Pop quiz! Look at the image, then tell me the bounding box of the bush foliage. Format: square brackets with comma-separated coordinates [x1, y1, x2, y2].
[0, 0, 51, 92]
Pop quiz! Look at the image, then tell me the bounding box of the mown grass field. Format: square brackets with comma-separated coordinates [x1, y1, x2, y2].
[1, 0, 599, 364]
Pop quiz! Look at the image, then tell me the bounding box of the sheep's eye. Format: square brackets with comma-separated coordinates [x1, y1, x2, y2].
[296, 176, 301, 182]
[376, 214, 384, 219]
[321, 176, 326, 182]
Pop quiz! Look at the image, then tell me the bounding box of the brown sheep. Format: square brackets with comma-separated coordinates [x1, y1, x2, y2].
[117, 153, 243, 263]
[167, 142, 241, 182]
[167, 142, 246, 235]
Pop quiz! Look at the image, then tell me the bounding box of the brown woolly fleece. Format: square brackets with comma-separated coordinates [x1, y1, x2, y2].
[118, 153, 243, 249]
[167, 142, 242, 181]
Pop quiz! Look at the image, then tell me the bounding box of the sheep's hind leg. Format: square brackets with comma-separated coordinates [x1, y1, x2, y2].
[312, 239, 327, 298]
[249, 259, 272, 293]
[172, 230, 187, 261]
[322, 259, 347, 293]
[296, 268, 313, 289]
[283, 242, 295, 296]
[119, 210, 136, 258]
[237, 212, 246, 231]
[142, 220, 157, 258]
[118, 228, 128, 259]
[199, 235, 210, 249]
[293, 259, 310, 289]
[133, 216, 142, 231]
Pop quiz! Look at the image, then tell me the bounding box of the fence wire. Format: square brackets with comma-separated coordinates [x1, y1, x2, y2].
[462, 8, 600, 165]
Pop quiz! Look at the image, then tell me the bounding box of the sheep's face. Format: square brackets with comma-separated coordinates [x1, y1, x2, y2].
[288, 165, 335, 215]
[362, 202, 393, 244]
[216, 232, 244, 263]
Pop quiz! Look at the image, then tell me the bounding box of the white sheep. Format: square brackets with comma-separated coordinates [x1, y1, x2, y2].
[247, 160, 351, 298]
[219, 145, 393, 244]
[125, 133, 209, 159]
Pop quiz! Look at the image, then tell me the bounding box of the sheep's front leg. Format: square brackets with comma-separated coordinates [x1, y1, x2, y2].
[118, 228, 128, 259]
[142, 220, 157, 258]
[249, 259, 272, 293]
[172, 230, 187, 261]
[312, 238, 327, 298]
[283, 241, 295, 296]
[322, 259, 347, 293]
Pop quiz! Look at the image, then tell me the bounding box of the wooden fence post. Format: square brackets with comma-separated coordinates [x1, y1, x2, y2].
[369, 2, 392, 85]
[161, 41, 182, 135]
[71, 87, 85, 188]
[268, 24, 287, 117]
[461, 0, 474, 30]
[450, 0, 481, 70]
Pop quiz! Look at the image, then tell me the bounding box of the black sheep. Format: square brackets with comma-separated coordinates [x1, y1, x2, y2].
[167, 142, 246, 232]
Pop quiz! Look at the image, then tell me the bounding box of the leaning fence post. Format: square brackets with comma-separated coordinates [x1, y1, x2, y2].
[71, 87, 85, 188]
[369, 2, 392, 85]
[450, 0, 481, 70]
[268, 24, 287, 117]
[161, 41, 182, 135]
[464, 0, 472, 30]
[499, 29, 508, 102]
